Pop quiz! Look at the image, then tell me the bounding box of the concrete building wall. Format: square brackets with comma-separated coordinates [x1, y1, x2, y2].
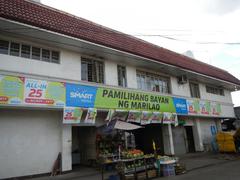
[170, 77, 191, 97]
[0, 109, 62, 179]
[199, 83, 233, 103]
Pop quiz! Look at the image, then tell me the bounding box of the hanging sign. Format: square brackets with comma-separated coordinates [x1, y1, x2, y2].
[150, 112, 163, 124]
[63, 107, 83, 124]
[0, 75, 24, 105]
[163, 112, 173, 124]
[105, 109, 115, 121]
[171, 113, 178, 126]
[127, 110, 142, 123]
[24, 78, 65, 106]
[140, 111, 152, 125]
[111, 109, 129, 121]
[84, 108, 97, 124]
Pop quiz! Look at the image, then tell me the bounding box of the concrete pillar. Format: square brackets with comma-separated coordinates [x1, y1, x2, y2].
[61, 125, 72, 171]
[192, 119, 204, 151]
[215, 119, 222, 132]
[162, 124, 175, 155]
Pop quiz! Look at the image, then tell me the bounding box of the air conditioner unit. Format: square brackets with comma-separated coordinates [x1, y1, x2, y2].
[177, 75, 188, 84]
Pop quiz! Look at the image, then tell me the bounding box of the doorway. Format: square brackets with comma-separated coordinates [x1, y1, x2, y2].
[134, 124, 164, 155]
[185, 126, 196, 153]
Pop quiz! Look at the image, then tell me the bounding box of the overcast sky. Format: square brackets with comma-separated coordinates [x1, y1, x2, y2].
[41, 0, 240, 106]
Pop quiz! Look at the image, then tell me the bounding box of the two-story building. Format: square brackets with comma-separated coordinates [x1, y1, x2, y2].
[1, 0, 240, 179]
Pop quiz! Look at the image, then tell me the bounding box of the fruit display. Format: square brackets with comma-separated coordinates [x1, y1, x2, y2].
[122, 149, 144, 159]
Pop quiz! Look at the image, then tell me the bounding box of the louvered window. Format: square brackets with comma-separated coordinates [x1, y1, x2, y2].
[81, 58, 104, 83]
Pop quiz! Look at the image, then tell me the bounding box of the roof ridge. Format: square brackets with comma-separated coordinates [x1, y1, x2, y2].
[1, 0, 239, 86]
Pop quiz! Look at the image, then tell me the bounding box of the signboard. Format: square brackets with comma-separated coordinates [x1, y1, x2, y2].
[150, 112, 163, 124]
[24, 78, 65, 106]
[211, 102, 221, 116]
[84, 108, 97, 124]
[0, 75, 24, 104]
[173, 97, 188, 114]
[127, 110, 141, 123]
[63, 107, 83, 124]
[95, 87, 176, 112]
[140, 111, 152, 125]
[66, 83, 97, 108]
[199, 101, 211, 115]
[187, 99, 200, 114]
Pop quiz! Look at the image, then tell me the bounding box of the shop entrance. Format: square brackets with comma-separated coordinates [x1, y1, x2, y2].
[133, 124, 164, 155]
[185, 126, 196, 153]
[72, 126, 97, 168]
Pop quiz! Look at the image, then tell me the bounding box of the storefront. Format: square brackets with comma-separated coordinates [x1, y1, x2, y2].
[0, 74, 224, 178]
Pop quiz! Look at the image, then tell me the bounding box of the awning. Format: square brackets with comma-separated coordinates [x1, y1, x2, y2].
[114, 120, 143, 130]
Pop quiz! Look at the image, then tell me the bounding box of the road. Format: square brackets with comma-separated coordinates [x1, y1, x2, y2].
[160, 160, 240, 180]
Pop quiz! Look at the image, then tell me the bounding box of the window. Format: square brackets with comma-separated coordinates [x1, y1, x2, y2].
[206, 85, 224, 96]
[189, 82, 200, 98]
[136, 71, 170, 93]
[0, 39, 60, 64]
[0, 40, 9, 54]
[10, 42, 20, 56]
[21, 44, 31, 58]
[81, 58, 104, 83]
[51, 51, 60, 63]
[117, 65, 127, 87]
[42, 49, 50, 62]
[32, 47, 41, 60]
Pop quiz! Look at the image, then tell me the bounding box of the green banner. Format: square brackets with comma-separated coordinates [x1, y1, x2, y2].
[0, 75, 24, 104]
[95, 87, 176, 112]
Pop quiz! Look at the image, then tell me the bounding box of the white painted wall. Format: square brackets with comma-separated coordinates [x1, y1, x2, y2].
[0, 49, 81, 81]
[170, 77, 191, 97]
[0, 109, 61, 179]
[105, 59, 118, 86]
[199, 83, 232, 103]
[126, 65, 137, 89]
[199, 118, 219, 151]
[61, 124, 72, 172]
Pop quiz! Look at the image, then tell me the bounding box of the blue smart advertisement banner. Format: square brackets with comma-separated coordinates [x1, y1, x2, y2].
[173, 97, 188, 115]
[66, 83, 97, 108]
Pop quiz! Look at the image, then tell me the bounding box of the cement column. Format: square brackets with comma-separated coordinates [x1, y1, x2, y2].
[168, 124, 175, 155]
[162, 124, 175, 155]
[61, 125, 72, 171]
[193, 118, 204, 151]
[215, 119, 222, 132]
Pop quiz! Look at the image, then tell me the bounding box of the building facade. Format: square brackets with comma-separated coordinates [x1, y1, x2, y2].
[0, 0, 240, 179]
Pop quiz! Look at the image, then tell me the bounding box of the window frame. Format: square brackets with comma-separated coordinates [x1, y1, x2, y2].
[136, 70, 171, 94]
[206, 85, 224, 96]
[81, 57, 105, 84]
[117, 65, 127, 87]
[0, 38, 60, 64]
[189, 82, 200, 98]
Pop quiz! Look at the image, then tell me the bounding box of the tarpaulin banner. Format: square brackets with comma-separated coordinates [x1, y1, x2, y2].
[187, 99, 200, 114]
[140, 111, 152, 125]
[211, 102, 221, 116]
[0, 75, 24, 105]
[150, 112, 163, 124]
[127, 110, 141, 123]
[63, 107, 83, 124]
[199, 101, 211, 115]
[24, 78, 65, 106]
[84, 108, 97, 124]
[173, 97, 188, 114]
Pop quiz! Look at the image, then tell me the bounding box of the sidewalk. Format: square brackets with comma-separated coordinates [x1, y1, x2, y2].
[178, 152, 240, 172]
[30, 152, 240, 180]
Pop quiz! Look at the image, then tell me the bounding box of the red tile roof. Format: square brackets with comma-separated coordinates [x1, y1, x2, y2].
[1, 0, 240, 86]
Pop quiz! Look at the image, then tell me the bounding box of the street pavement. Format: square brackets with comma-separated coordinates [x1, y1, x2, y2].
[30, 152, 240, 180]
[160, 159, 240, 180]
